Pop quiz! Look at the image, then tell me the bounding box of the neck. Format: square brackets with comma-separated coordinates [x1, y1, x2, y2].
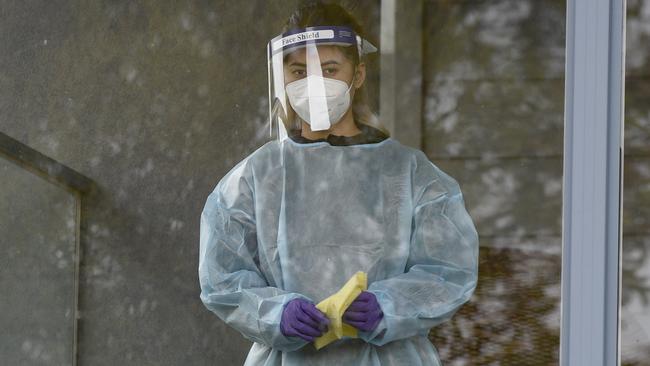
[300, 109, 361, 139]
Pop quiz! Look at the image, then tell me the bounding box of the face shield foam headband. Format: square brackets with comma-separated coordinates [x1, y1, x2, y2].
[267, 26, 378, 134]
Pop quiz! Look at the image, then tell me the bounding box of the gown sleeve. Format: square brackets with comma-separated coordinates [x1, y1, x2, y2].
[359, 150, 479, 346]
[198, 157, 311, 352]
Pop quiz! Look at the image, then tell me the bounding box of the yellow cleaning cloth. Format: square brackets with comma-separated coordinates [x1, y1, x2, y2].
[313, 271, 368, 350]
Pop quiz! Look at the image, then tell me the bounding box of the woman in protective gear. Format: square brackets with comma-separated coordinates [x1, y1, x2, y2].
[198, 3, 479, 365]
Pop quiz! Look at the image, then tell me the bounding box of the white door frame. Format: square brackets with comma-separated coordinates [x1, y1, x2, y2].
[561, 0, 626, 365]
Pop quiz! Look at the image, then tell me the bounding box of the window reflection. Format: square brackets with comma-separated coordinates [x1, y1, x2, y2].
[423, 1, 565, 363]
[622, 0, 650, 364]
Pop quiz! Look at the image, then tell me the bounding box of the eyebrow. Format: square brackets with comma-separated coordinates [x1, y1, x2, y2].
[288, 60, 341, 67]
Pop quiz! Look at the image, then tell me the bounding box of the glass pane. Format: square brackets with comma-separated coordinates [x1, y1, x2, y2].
[423, 1, 565, 364]
[0, 1, 567, 364]
[0, 158, 77, 365]
[622, 0, 650, 363]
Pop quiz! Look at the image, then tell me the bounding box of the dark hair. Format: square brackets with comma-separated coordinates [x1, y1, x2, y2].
[282, 1, 387, 134]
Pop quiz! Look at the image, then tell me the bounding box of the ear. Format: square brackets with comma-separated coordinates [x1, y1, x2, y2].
[354, 62, 366, 89]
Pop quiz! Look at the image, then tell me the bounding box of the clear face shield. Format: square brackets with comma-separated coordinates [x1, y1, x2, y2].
[267, 26, 378, 140]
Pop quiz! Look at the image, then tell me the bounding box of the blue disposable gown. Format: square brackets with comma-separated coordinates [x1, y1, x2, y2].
[199, 137, 479, 365]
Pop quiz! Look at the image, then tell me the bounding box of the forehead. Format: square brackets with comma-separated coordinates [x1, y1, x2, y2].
[284, 45, 351, 64]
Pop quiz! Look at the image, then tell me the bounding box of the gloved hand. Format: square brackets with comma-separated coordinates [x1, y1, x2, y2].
[281, 298, 330, 342]
[342, 291, 383, 332]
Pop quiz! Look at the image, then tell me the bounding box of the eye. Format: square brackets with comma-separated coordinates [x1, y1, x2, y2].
[323, 68, 337, 75]
[292, 69, 306, 77]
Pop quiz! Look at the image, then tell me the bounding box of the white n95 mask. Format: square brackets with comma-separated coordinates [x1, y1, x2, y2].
[285, 74, 354, 131]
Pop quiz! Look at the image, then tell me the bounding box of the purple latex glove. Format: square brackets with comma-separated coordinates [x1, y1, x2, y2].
[280, 298, 330, 342]
[342, 291, 384, 332]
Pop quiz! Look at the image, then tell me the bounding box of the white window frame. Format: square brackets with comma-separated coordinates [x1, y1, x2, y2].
[561, 0, 625, 365]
